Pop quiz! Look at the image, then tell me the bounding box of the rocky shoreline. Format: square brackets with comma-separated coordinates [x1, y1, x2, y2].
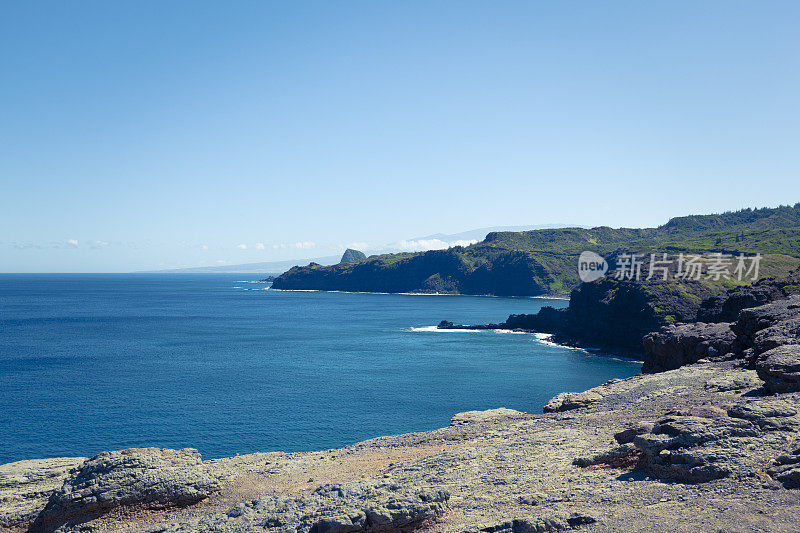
[5, 282, 800, 532]
[4, 358, 800, 532]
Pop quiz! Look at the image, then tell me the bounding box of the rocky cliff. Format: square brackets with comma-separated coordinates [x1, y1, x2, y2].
[272, 249, 558, 296]
[440, 271, 800, 358]
[272, 204, 800, 296]
[440, 276, 725, 354]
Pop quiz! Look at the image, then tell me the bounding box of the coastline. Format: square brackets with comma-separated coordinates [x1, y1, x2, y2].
[5, 357, 800, 532]
[265, 287, 571, 299]
[410, 325, 644, 363]
[6, 289, 800, 531]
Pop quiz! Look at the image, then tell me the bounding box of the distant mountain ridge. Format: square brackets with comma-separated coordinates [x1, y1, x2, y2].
[413, 224, 586, 243]
[142, 224, 579, 273]
[272, 204, 800, 296]
[140, 257, 341, 274]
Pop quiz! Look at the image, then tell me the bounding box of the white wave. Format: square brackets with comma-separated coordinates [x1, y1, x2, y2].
[492, 329, 527, 334]
[534, 332, 570, 348]
[407, 325, 482, 333]
[265, 288, 566, 302]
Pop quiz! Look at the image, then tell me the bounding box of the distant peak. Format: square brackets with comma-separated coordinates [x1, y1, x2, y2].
[340, 249, 367, 264]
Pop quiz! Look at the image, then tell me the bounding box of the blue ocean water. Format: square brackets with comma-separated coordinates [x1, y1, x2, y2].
[0, 274, 639, 465]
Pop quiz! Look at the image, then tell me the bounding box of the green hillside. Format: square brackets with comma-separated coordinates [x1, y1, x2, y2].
[272, 204, 800, 296]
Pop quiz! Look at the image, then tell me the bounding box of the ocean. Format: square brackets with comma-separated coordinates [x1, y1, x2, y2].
[0, 274, 640, 464]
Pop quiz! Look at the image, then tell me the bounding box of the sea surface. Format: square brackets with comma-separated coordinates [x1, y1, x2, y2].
[0, 274, 640, 465]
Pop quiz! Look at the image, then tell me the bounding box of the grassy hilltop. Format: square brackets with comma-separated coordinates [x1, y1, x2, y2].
[272, 204, 800, 296]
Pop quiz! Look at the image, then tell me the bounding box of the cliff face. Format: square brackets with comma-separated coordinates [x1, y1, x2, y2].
[272, 249, 557, 296]
[272, 204, 800, 296]
[560, 278, 723, 353]
[487, 278, 724, 354]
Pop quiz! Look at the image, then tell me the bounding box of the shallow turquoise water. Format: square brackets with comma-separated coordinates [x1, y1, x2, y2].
[0, 274, 639, 464]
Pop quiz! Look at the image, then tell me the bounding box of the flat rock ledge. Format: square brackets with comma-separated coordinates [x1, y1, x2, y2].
[450, 408, 527, 426]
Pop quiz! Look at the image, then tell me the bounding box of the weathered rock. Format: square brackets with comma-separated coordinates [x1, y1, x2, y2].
[613, 422, 655, 444]
[572, 444, 642, 469]
[464, 513, 596, 532]
[756, 345, 800, 393]
[753, 317, 800, 354]
[150, 479, 449, 533]
[727, 398, 799, 430]
[768, 448, 800, 489]
[631, 415, 760, 482]
[34, 448, 220, 532]
[731, 295, 800, 353]
[542, 378, 630, 413]
[642, 322, 737, 373]
[450, 408, 526, 426]
[703, 372, 762, 392]
[543, 391, 603, 413]
[0, 457, 85, 530]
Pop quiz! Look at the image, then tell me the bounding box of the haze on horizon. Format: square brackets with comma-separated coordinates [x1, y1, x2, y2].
[2, 1, 799, 273]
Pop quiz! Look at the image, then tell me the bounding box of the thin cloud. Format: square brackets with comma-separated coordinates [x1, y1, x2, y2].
[272, 241, 316, 250]
[67, 239, 79, 247]
[393, 238, 478, 252]
[236, 244, 247, 250]
[255, 243, 266, 250]
[12, 242, 44, 250]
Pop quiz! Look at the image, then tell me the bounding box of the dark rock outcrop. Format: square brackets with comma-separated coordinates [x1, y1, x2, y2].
[34, 448, 220, 532]
[641, 294, 800, 379]
[698, 272, 800, 322]
[642, 322, 737, 373]
[505, 306, 568, 333]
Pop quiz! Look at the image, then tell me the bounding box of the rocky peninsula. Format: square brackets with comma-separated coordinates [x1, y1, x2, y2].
[5, 278, 800, 532]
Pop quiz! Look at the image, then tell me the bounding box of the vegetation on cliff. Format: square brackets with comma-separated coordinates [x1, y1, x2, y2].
[273, 204, 800, 296]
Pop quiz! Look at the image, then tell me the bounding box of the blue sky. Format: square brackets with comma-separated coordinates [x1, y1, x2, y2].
[2, 1, 799, 272]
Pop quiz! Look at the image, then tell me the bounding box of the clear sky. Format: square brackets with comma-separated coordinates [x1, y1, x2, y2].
[2, 1, 799, 272]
